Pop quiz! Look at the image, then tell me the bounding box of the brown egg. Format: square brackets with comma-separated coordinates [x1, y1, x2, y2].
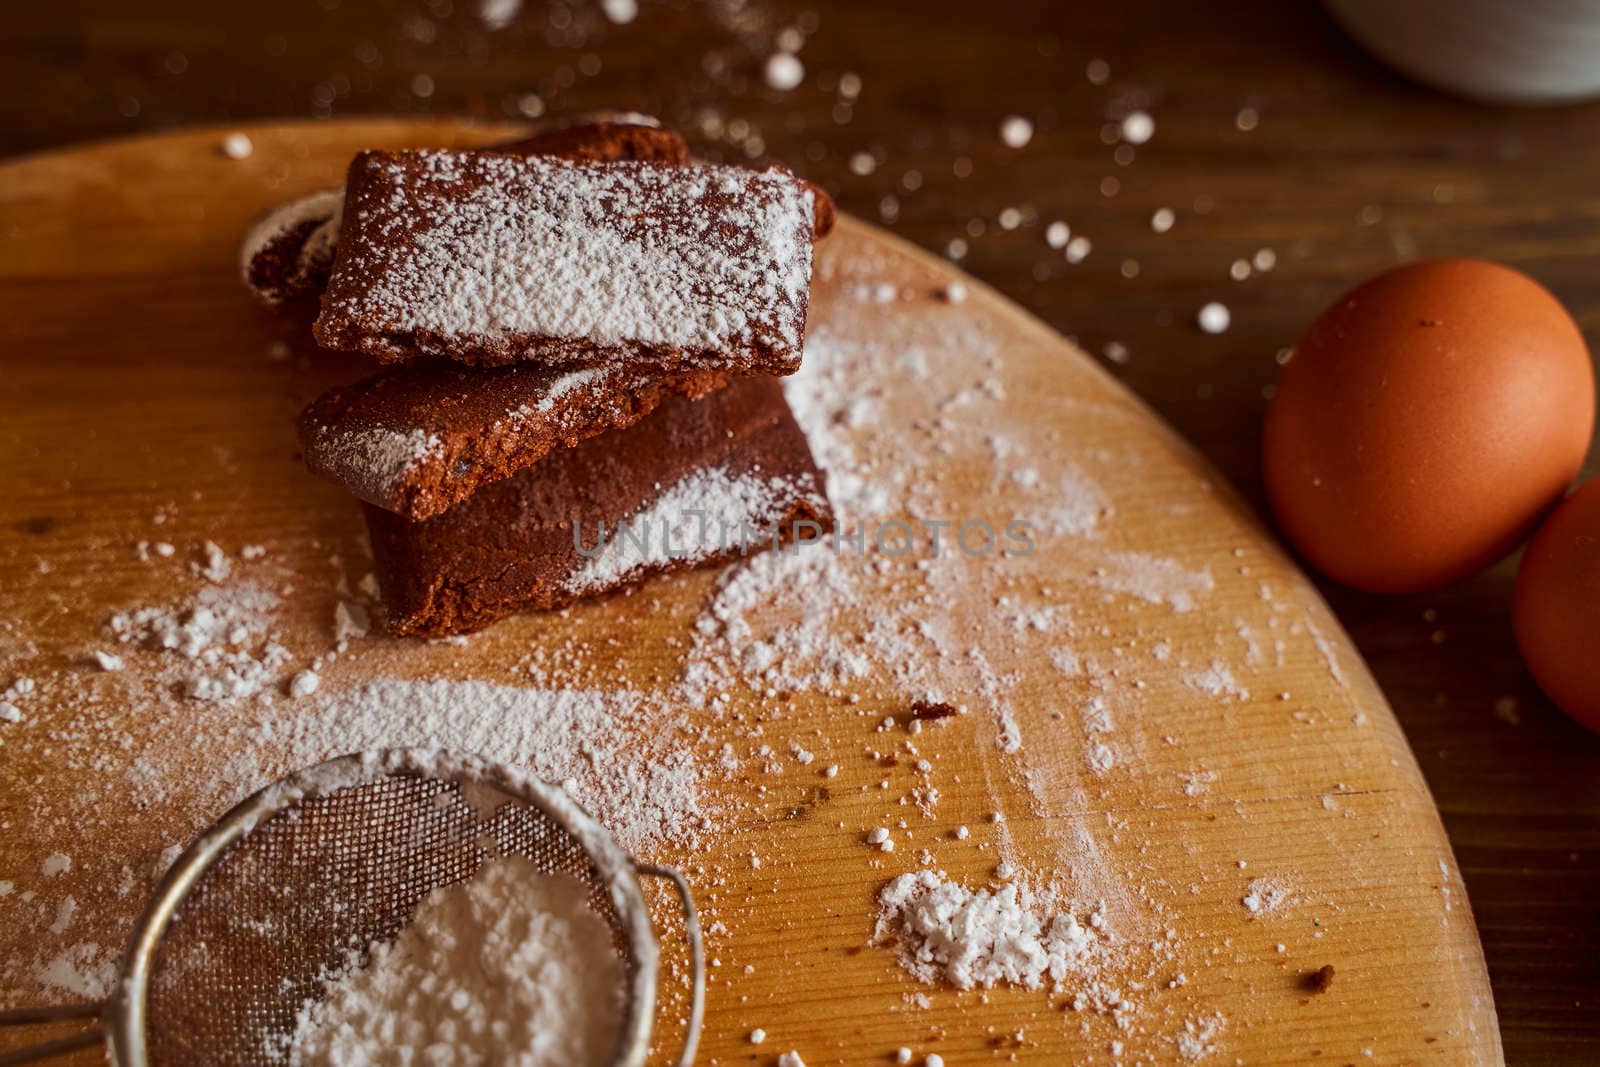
[1263, 258, 1595, 593]
[1514, 479, 1600, 731]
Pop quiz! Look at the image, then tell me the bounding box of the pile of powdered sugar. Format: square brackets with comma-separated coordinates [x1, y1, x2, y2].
[288, 855, 623, 1067]
[873, 870, 1101, 991]
[107, 580, 290, 701]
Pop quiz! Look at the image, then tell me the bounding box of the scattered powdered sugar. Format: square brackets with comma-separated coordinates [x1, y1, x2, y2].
[779, 317, 965, 522]
[107, 582, 290, 701]
[564, 466, 817, 595]
[333, 600, 371, 644]
[1119, 110, 1154, 146]
[477, 0, 523, 31]
[288, 856, 622, 1067]
[35, 942, 117, 999]
[1197, 302, 1231, 335]
[1240, 876, 1293, 917]
[1081, 549, 1214, 612]
[1175, 1013, 1228, 1059]
[287, 669, 321, 698]
[1304, 617, 1352, 688]
[681, 542, 874, 700]
[874, 870, 1099, 990]
[999, 115, 1034, 149]
[1086, 741, 1117, 775]
[195, 679, 711, 855]
[0, 677, 32, 724]
[220, 132, 254, 160]
[196, 540, 232, 583]
[47, 897, 75, 935]
[764, 51, 805, 91]
[1043, 463, 1112, 537]
[1185, 661, 1249, 702]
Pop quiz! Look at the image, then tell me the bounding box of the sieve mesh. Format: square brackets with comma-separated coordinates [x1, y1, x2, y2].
[140, 773, 635, 1065]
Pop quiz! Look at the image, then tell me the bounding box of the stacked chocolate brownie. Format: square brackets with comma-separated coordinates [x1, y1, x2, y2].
[242, 116, 836, 637]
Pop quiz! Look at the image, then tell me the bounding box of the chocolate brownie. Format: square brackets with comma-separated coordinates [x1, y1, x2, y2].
[364, 376, 834, 637]
[314, 151, 820, 373]
[240, 118, 691, 307]
[298, 360, 729, 520]
[239, 189, 346, 307]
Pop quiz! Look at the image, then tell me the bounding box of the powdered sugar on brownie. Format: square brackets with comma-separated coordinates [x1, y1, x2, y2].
[564, 465, 822, 595]
[306, 425, 444, 503]
[534, 367, 611, 412]
[316, 151, 816, 370]
[297, 363, 729, 520]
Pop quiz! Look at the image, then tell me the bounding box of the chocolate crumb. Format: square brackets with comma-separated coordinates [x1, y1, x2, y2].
[1304, 964, 1335, 993]
[910, 699, 959, 721]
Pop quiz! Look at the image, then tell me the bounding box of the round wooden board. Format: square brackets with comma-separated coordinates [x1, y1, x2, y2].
[0, 121, 1498, 1065]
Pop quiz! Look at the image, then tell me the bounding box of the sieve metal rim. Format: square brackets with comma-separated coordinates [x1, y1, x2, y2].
[110, 748, 662, 1067]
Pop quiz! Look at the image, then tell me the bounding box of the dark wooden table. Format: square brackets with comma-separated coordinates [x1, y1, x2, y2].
[6, 1, 1598, 1061]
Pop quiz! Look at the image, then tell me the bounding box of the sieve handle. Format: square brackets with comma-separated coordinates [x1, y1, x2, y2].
[0, 1003, 104, 1066]
[634, 863, 704, 1067]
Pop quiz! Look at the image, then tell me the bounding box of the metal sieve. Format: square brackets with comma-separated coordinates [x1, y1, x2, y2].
[0, 749, 704, 1066]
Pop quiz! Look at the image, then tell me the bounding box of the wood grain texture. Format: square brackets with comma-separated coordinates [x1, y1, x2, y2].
[6, 27, 1600, 1064]
[0, 120, 1498, 1064]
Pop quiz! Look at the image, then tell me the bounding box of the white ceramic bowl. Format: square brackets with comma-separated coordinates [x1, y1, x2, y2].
[1326, 0, 1600, 104]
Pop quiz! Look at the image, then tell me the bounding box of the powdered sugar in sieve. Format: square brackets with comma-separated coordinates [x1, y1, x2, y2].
[0, 750, 704, 1067]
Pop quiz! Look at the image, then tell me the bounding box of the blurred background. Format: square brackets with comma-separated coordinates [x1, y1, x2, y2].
[6, 1, 1600, 1059]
